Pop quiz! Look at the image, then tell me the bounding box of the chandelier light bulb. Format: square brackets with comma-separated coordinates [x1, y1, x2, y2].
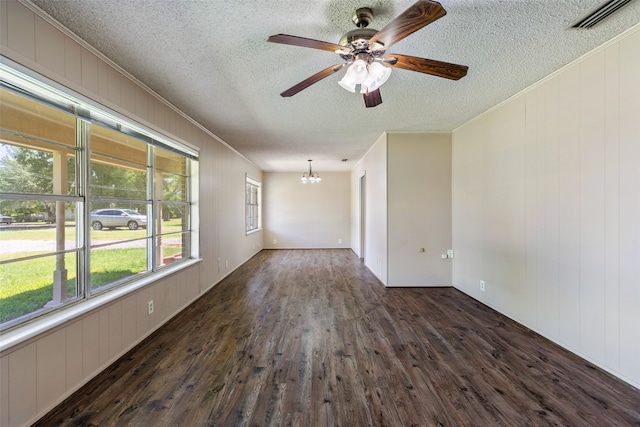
[301, 160, 320, 184]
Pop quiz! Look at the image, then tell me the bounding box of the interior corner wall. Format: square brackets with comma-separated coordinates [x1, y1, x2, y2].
[452, 25, 640, 388]
[262, 172, 350, 249]
[351, 133, 388, 283]
[387, 133, 452, 287]
[0, 2, 262, 426]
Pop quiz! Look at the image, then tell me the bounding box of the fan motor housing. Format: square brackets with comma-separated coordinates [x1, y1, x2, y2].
[339, 28, 378, 47]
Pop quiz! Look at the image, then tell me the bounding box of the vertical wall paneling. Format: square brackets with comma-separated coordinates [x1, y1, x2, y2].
[65, 321, 84, 391]
[555, 64, 581, 351]
[578, 51, 607, 363]
[603, 42, 620, 371]
[107, 302, 123, 359]
[136, 287, 152, 341]
[120, 296, 138, 350]
[98, 309, 109, 365]
[135, 85, 150, 123]
[35, 330, 66, 413]
[387, 133, 452, 287]
[8, 343, 37, 427]
[120, 76, 136, 115]
[523, 86, 542, 329]
[97, 58, 109, 99]
[81, 48, 99, 94]
[63, 36, 81, 86]
[617, 29, 640, 382]
[540, 78, 560, 340]
[34, 15, 65, 76]
[0, 0, 9, 48]
[106, 65, 121, 106]
[6, 0, 35, 60]
[453, 26, 640, 387]
[0, 354, 8, 427]
[81, 312, 100, 378]
[350, 133, 388, 283]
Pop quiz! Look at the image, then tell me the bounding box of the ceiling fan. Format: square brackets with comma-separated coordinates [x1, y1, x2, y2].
[267, 0, 468, 108]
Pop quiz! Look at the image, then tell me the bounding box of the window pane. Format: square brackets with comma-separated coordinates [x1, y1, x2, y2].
[156, 147, 187, 203]
[157, 232, 188, 266]
[89, 203, 149, 236]
[0, 252, 79, 325]
[0, 88, 76, 149]
[159, 173, 187, 202]
[0, 199, 79, 262]
[156, 203, 188, 233]
[90, 239, 150, 291]
[90, 125, 147, 200]
[156, 147, 187, 175]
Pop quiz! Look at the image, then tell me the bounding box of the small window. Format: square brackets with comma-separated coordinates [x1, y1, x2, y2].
[245, 176, 261, 234]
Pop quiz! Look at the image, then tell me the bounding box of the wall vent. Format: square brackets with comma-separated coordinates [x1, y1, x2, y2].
[571, 0, 635, 28]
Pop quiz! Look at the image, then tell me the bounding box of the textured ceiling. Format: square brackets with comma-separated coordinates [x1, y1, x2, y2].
[28, 0, 640, 172]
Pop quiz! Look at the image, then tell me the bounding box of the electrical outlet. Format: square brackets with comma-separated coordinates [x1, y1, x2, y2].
[273, 239, 277, 244]
[338, 239, 342, 244]
[480, 280, 485, 292]
[447, 249, 454, 259]
[147, 300, 154, 315]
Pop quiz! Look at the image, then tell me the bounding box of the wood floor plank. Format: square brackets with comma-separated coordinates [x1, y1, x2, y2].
[35, 249, 640, 426]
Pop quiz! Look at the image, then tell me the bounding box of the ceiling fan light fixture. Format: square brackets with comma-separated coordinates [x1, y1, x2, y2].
[351, 59, 370, 83]
[338, 74, 357, 92]
[369, 61, 391, 85]
[360, 62, 391, 93]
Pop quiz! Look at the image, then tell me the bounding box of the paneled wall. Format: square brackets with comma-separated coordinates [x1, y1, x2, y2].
[263, 172, 351, 249]
[452, 26, 640, 388]
[387, 133, 452, 287]
[0, 2, 262, 426]
[350, 132, 453, 287]
[351, 133, 388, 283]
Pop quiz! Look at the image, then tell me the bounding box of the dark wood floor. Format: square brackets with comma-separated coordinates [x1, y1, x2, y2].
[36, 249, 640, 426]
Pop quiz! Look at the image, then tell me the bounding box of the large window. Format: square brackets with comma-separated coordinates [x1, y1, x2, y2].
[0, 61, 198, 331]
[245, 176, 261, 233]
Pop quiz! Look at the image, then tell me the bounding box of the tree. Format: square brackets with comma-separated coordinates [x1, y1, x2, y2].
[0, 145, 75, 220]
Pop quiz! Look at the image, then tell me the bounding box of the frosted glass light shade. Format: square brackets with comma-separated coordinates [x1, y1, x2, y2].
[349, 59, 369, 84]
[361, 62, 391, 93]
[338, 74, 357, 92]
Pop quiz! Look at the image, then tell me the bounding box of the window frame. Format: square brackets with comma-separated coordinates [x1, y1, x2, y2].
[245, 175, 261, 234]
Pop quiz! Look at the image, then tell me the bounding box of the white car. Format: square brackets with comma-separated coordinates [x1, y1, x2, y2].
[0, 213, 14, 224]
[90, 208, 147, 230]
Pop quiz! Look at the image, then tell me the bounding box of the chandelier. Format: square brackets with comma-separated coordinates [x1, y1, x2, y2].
[301, 160, 321, 184]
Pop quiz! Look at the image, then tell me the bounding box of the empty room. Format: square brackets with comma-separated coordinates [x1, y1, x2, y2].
[1, 0, 639, 426]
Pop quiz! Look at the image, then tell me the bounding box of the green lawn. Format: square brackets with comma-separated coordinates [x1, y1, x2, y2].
[0, 219, 186, 324]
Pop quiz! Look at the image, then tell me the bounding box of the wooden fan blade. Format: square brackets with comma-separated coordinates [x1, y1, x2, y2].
[369, 0, 446, 49]
[280, 64, 345, 97]
[363, 89, 383, 108]
[268, 34, 346, 53]
[384, 54, 468, 80]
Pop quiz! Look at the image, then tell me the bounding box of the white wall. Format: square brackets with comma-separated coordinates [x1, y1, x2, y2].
[351, 133, 387, 283]
[262, 172, 350, 249]
[0, 2, 262, 426]
[387, 133, 452, 287]
[452, 25, 640, 388]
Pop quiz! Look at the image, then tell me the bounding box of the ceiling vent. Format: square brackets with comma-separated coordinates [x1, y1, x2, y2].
[571, 0, 635, 28]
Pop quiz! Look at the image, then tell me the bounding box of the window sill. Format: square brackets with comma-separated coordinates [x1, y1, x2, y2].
[0, 258, 201, 354]
[246, 228, 262, 236]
